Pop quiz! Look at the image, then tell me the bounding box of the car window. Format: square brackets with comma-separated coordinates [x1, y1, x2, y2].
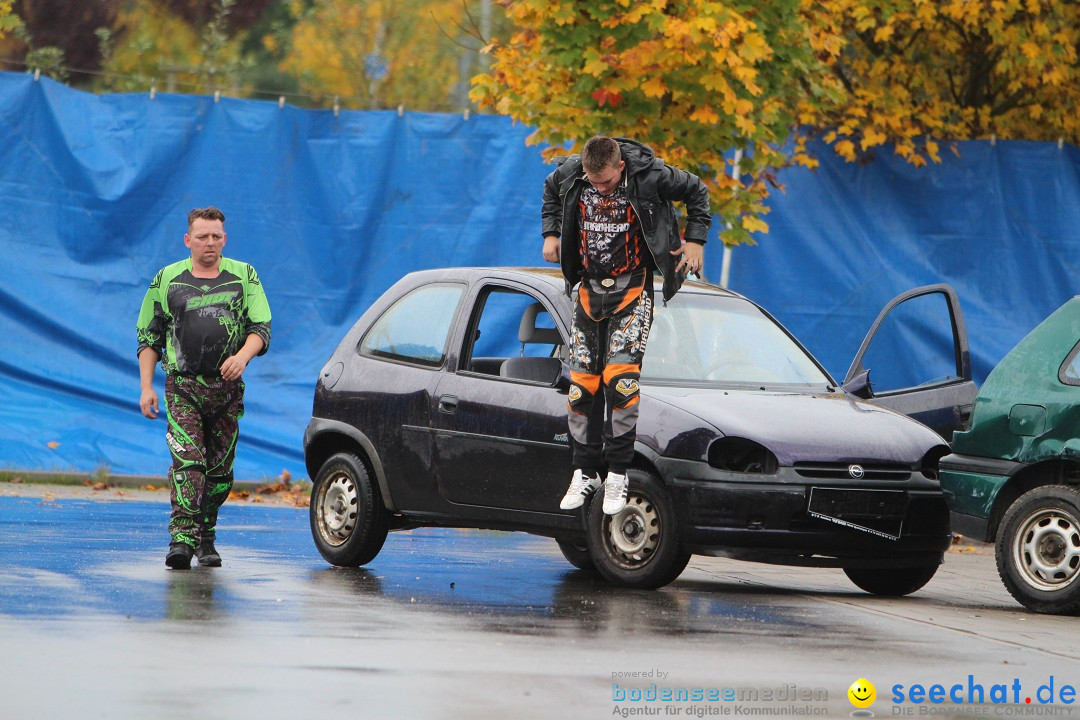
[463, 287, 563, 377]
[641, 294, 830, 386]
[858, 292, 959, 393]
[1060, 341, 1080, 386]
[359, 283, 464, 367]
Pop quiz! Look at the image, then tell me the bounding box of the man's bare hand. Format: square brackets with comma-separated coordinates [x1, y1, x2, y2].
[672, 241, 705, 277]
[542, 235, 561, 264]
[140, 388, 159, 419]
[220, 355, 249, 381]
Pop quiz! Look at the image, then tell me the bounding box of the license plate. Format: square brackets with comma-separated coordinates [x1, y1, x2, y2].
[807, 488, 908, 541]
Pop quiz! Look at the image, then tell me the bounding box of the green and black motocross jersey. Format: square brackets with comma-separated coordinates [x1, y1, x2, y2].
[137, 257, 272, 379]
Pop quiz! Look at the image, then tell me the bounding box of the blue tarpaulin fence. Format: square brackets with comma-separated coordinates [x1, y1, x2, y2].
[1, 71, 1077, 480]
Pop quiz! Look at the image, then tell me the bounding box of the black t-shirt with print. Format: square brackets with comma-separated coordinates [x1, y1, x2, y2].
[577, 184, 646, 279]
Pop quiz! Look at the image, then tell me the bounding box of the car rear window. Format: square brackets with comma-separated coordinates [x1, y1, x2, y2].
[1060, 341, 1080, 386]
[359, 283, 465, 367]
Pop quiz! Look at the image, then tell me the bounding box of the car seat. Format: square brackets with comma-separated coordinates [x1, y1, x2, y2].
[500, 302, 563, 384]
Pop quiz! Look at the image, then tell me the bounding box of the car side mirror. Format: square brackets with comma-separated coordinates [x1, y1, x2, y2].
[842, 369, 874, 399]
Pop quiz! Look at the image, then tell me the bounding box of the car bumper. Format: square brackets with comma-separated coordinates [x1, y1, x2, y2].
[657, 458, 951, 568]
[938, 452, 1022, 543]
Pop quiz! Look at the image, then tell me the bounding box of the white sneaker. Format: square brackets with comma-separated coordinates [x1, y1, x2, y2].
[559, 469, 601, 510]
[602, 472, 629, 515]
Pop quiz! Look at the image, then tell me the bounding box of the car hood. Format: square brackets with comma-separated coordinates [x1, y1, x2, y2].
[643, 386, 946, 466]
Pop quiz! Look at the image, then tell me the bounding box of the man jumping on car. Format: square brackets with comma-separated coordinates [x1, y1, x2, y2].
[541, 136, 711, 515]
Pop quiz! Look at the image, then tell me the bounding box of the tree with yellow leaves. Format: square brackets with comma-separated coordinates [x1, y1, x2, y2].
[0, 1, 17, 39]
[473, 0, 1078, 244]
[279, 0, 504, 111]
[95, 0, 251, 95]
[803, 0, 1078, 165]
[472, 0, 819, 244]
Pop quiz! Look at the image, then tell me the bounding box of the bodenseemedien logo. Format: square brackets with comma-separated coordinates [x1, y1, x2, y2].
[849, 678, 876, 717]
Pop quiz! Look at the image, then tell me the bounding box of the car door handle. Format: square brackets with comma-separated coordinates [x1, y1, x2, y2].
[438, 395, 459, 413]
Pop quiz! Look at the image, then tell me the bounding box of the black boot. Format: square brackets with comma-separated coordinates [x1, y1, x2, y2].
[195, 539, 222, 567]
[165, 542, 194, 570]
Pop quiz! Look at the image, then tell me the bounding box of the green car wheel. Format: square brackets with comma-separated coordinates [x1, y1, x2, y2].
[996, 485, 1080, 615]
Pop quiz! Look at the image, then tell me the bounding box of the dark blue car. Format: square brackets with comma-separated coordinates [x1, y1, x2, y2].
[304, 268, 976, 592]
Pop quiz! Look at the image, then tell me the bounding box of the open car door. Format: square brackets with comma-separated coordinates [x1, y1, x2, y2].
[842, 284, 978, 440]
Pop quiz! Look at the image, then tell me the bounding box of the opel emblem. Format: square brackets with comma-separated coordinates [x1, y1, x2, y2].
[848, 464, 865, 479]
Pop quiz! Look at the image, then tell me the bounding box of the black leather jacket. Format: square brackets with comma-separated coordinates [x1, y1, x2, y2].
[541, 138, 711, 301]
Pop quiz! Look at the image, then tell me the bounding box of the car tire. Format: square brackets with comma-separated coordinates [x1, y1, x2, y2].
[996, 485, 1080, 615]
[586, 468, 690, 589]
[310, 452, 389, 567]
[843, 564, 939, 596]
[556, 539, 595, 572]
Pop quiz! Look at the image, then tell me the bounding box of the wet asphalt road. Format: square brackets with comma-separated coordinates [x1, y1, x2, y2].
[2, 495, 1079, 720]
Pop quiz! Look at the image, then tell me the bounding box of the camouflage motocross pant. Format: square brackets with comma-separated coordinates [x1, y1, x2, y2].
[164, 374, 244, 547]
[567, 272, 653, 475]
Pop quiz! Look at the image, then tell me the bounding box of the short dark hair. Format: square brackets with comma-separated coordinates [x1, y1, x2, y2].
[187, 206, 225, 229]
[581, 136, 621, 174]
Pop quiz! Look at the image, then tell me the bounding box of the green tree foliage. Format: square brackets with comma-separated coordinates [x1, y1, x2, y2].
[93, 0, 275, 95]
[162, 0, 277, 32]
[0, 0, 117, 81]
[278, 0, 508, 110]
[0, 0, 504, 111]
[0, 1, 14, 39]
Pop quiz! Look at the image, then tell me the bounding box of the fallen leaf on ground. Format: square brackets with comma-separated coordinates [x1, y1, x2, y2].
[257, 482, 287, 494]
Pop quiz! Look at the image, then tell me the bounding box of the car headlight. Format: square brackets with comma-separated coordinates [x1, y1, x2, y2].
[919, 445, 950, 480]
[707, 437, 778, 474]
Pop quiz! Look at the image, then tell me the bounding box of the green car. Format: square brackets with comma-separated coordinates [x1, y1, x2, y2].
[940, 298, 1080, 614]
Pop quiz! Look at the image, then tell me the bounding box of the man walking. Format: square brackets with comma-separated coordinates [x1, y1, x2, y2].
[542, 136, 711, 515]
[137, 207, 272, 569]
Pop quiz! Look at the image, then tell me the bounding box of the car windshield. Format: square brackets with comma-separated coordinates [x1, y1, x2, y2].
[640, 293, 832, 387]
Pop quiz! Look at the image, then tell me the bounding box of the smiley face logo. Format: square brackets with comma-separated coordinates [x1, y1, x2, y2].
[848, 678, 876, 709]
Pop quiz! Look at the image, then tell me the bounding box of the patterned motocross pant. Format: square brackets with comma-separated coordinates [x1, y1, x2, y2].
[164, 374, 245, 547]
[567, 274, 653, 475]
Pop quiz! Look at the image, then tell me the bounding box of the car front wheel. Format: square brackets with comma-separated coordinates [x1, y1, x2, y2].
[310, 452, 389, 567]
[556, 539, 595, 572]
[586, 469, 690, 589]
[843, 564, 939, 596]
[996, 485, 1080, 615]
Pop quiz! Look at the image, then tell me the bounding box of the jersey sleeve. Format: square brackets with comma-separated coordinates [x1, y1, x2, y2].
[136, 269, 167, 357]
[243, 264, 272, 355]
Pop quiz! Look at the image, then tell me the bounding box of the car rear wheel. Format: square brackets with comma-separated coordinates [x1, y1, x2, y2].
[996, 485, 1080, 615]
[556, 539, 595, 571]
[843, 564, 939, 596]
[310, 452, 389, 567]
[586, 469, 690, 589]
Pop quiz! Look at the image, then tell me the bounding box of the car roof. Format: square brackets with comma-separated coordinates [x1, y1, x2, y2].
[403, 266, 746, 300]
